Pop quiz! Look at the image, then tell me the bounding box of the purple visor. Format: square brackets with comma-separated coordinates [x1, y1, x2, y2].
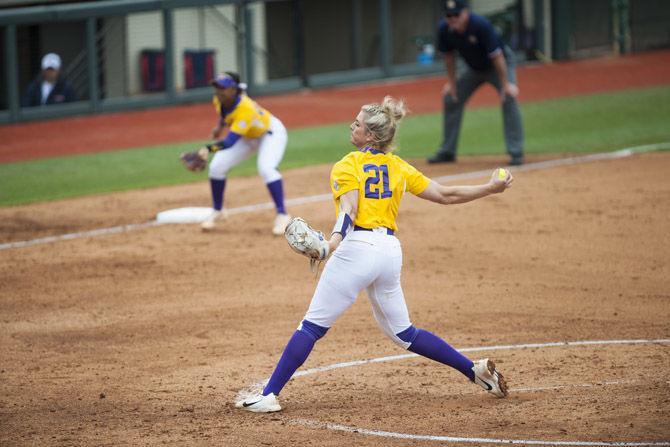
[211, 74, 237, 89]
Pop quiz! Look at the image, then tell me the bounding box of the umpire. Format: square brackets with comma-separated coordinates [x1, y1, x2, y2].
[428, 0, 524, 166]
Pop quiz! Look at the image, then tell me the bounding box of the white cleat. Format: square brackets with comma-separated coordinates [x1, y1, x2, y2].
[235, 393, 282, 413]
[272, 213, 292, 236]
[201, 209, 227, 231]
[472, 358, 508, 398]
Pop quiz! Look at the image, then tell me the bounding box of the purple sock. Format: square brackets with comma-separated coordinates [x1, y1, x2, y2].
[209, 178, 226, 211]
[266, 179, 286, 215]
[407, 328, 474, 381]
[263, 320, 328, 396]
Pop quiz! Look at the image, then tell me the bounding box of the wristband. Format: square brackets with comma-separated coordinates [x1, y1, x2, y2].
[331, 212, 353, 237]
[208, 132, 241, 153]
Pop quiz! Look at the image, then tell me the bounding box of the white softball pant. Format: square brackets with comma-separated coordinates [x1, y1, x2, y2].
[208, 115, 287, 183]
[304, 228, 413, 349]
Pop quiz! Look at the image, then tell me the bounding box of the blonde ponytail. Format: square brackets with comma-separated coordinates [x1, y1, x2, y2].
[361, 96, 408, 152]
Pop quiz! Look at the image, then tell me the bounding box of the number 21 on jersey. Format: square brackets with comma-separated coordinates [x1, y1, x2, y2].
[364, 164, 392, 199]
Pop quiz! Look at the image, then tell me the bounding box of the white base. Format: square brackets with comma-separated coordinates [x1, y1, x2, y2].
[156, 207, 214, 224]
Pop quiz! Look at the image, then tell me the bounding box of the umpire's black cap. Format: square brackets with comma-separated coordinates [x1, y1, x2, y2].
[444, 0, 467, 15]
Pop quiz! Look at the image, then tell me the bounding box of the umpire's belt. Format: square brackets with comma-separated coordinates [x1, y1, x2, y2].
[353, 225, 394, 236]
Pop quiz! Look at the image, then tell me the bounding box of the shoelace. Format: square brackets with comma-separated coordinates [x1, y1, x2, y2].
[309, 258, 324, 278]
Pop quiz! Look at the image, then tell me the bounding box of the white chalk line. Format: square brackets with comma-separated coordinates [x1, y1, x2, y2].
[290, 418, 670, 446]
[0, 220, 165, 250]
[2, 142, 669, 252]
[288, 338, 670, 379]
[239, 339, 670, 446]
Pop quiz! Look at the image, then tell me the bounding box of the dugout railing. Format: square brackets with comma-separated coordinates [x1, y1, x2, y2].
[0, 0, 515, 124]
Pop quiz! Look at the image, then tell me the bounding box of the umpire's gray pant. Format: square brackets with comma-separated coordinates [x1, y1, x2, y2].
[438, 46, 524, 159]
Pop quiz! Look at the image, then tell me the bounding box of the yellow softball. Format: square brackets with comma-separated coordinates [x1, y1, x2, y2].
[498, 168, 507, 180]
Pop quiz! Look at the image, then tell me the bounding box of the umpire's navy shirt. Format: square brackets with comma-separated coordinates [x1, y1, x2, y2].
[437, 13, 503, 71]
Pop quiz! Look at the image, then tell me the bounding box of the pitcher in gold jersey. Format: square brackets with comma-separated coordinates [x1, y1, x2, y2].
[237, 96, 514, 413]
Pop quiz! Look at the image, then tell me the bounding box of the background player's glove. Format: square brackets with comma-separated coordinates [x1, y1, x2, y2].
[285, 217, 329, 261]
[179, 148, 208, 172]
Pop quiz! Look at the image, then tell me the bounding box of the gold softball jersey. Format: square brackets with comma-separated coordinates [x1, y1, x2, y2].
[213, 94, 271, 139]
[330, 148, 431, 232]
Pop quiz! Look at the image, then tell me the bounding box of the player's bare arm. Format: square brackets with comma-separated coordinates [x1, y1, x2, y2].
[211, 120, 230, 140]
[211, 123, 223, 139]
[418, 168, 513, 205]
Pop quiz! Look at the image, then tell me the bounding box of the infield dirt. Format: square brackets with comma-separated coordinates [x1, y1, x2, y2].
[1, 151, 669, 446]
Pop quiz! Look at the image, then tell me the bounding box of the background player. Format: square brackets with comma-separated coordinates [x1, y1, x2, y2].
[200, 71, 291, 235]
[236, 96, 513, 412]
[427, 0, 524, 166]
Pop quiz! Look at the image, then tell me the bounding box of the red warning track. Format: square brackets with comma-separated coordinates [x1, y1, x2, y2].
[2, 49, 670, 163]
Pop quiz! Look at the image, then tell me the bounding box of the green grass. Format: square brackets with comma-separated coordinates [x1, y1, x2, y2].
[1, 85, 669, 207]
[393, 84, 670, 159]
